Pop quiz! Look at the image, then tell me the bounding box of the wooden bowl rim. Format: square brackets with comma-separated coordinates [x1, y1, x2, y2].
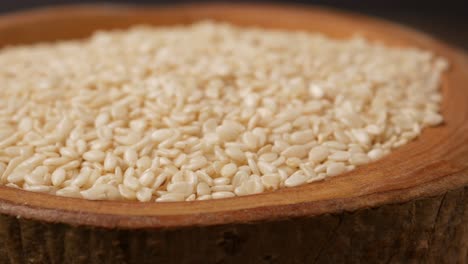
[0, 3, 468, 229]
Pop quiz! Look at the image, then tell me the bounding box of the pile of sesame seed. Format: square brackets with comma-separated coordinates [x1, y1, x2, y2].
[0, 22, 447, 202]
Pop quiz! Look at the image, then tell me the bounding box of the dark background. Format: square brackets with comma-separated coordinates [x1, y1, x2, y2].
[1, 1, 467, 50]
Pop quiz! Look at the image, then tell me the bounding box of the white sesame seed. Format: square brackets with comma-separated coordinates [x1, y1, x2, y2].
[290, 130, 315, 145]
[139, 169, 155, 187]
[56, 186, 81, 198]
[247, 158, 260, 176]
[309, 84, 325, 99]
[259, 152, 278, 162]
[136, 156, 152, 171]
[24, 166, 49, 185]
[59, 160, 81, 170]
[232, 171, 249, 188]
[51, 168, 66, 187]
[368, 148, 385, 161]
[299, 163, 317, 178]
[83, 150, 105, 162]
[196, 182, 211, 196]
[95, 112, 110, 127]
[151, 129, 173, 142]
[124, 148, 138, 167]
[185, 194, 196, 201]
[309, 146, 330, 163]
[0, 22, 446, 201]
[187, 156, 208, 171]
[326, 162, 347, 177]
[75, 139, 88, 155]
[281, 145, 309, 159]
[196, 194, 212, 201]
[365, 124, 383, 135]
[216, 125, 240, 142]
[212, 191, 235, 199]
[71, 168, 91, 188]
[156, 193, 185, 202]
[257, 161, 277, 175]
[284, 171, 308, 187]
[196, 170, 214, 186]
[424, 112, 444, 126]
[349, 153, 371, 165]
[103, 152, 118, 172]
[286, 157, 302, 168]
[324, 141, 347, 150]
[7, 170, 26, 183]
[16, 154, 46, 171]
[211, 185, 234, 192]
[152, 172, 167, 189]
[328, 151, 351, 162]
[118, 184, 136, 200]
[167, 182, 194, 197]
[261, 174, 281, 189]
[351, 129, 371, 146]
[242, 132, 258, 150]
[24, 184, 52, 193]
[123, 167, 139, 190]
[220, 163, 237, 178]
[225, 147, 245, 162]
[136, 187, 153, 202]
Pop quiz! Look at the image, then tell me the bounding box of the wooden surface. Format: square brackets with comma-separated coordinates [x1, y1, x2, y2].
[0, 4, 468, 263]
[2, 187, 468, 263]
[2, 1, 467, 52]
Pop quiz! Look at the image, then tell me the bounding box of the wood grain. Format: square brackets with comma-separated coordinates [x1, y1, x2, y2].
[1, 187, 467, 263]
[0, 3, 467, 263]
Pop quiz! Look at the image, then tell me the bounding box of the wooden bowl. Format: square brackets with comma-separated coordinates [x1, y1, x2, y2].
[1, 4, 467, 264]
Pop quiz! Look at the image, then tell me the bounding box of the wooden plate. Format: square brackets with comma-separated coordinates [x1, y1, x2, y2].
[0, 4, 467, 263]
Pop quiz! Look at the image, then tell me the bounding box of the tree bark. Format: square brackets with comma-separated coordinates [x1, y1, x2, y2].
[1, 185, 466, 264]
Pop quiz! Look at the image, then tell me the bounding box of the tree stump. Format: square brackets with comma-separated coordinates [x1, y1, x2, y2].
[0, 4, 467, 264]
